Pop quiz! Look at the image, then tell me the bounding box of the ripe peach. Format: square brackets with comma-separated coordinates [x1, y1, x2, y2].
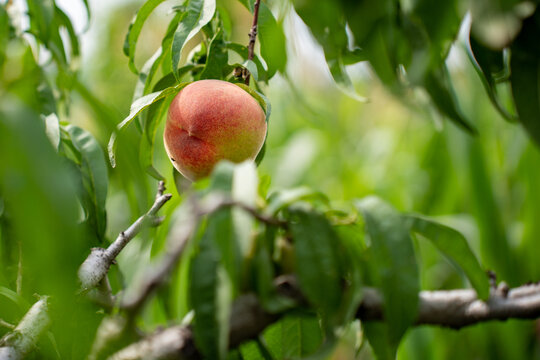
[163, 80, 267, 181]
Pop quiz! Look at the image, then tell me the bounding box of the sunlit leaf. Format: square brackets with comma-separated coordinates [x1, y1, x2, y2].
[123, 0, 169, 74]
[257, 1, 286, 78]
[265, 187, 327, 216]
[171, 0, 216, 80]
[139, 97, 171, 180]
[108, 83, 189, 167]
[55, 6, 80, 59]
[42, 113, 60, 150]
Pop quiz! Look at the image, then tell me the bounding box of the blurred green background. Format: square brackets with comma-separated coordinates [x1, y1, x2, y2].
[2, 0, 540, 358]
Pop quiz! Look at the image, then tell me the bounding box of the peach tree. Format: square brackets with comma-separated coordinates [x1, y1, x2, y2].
[1, 0, 540, 359]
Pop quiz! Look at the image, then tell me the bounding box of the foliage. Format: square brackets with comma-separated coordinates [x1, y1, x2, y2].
[1, 0, 540, 359]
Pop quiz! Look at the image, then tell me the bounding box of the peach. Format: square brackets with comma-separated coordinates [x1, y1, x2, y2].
[163, 80, 267, 181]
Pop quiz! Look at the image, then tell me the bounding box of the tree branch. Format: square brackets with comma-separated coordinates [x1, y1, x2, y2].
[107, 281, 540, 359]
[78, 181, 172, 292]
[244, 0, 261, 86]
[0, 297, 51, 360]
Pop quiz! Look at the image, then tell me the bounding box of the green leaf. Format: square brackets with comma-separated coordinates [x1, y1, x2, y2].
[189, 232, 232, 360]
[27, 0, 55, 43]
[510, 9, 540, 145]
[363, 322, 394, 360]
[171, 0, 216, 80]
[80, 0, 91, 29]
[227, 43, 268, 83]
[465, 32, 516, 122]
[280, 315, 323, 358]
[294, 0, 365, 101]
[404, 214, 489, 300]
[288, 209, 342, 316]
[55, 6, 80, 59]
[243, 59, 259, 82]
[65, 125, 108, 240]
[199, 29, 229, 80]
[133, 47, 164, 101]
[0, 286, 30, 311]
[355, 196, 419, 351]
[257, 1, 287, 78]
[139, 97, 171, 180]
[42, 113, 61, 150]
[266, 187, 328, 216]
[327, 57, 367, 102]
[108, 83, 189, 167]
[423, 66, 477, 134]
[123, 0, 169, 74]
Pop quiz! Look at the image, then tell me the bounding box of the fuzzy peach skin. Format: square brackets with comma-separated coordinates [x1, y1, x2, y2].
[163, 79, 267, 181]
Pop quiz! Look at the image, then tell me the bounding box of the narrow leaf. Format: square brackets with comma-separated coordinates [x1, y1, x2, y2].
[171, 0, 216, 79]
[257, 2, 287, 78]
[266, 187, 327, 216]
[510, 10, 540, 145]
[139, 97, 171, 180]
[404, 214, 489, 300]
[42, 113, 60, 150]
[123, 0, 169, 74]
[355, 196, 419, 350]
[424, 66, 477, 134]
[108, 83, 189, 167]
[65, 125, 108, 240]
[465, 32, 516, 122]
[289, 209, 342, 316]
[190, 233, 232, 360]
[199, 29, 229, 80]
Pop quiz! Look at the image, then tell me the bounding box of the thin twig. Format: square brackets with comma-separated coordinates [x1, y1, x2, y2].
[244, 0, 262, 85]
[0, 297, 51, 360]
[0, 319, 15, 330]
[78, 181, 172, 292]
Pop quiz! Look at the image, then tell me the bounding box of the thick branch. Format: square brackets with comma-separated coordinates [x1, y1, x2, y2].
[108, 281, 540, 359]
[244, 0, 261, 85]
[0, 297, 51, 360]
[78, 181, 172, 291]
[359, 283, 540, 328]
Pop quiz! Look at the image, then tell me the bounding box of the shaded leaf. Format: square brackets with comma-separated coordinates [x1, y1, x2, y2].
[189, 238, 232, 360]
[424, 66, 477, 134]
[288, 209, 342, 316]
[65, 125, 108, 240]
[200, 28, 229, 80]
[363, 322, 393, 360]
[466, 31, 516, 122]
[355, 196, 419, 350]
[510, 9, 540, 145]
[404, 214, 489, 300]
